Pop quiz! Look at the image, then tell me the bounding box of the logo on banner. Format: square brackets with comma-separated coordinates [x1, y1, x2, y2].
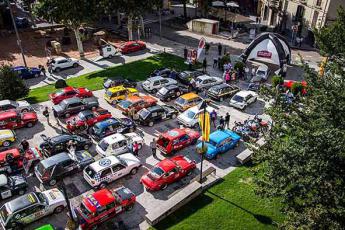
[257, 50, 272, 58]
[197, 37, 206, 60]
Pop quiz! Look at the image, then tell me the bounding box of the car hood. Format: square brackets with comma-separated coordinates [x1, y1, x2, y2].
[17, 100, 31, 107]
[118, 153, 140, 167]
[43, 188, 66, 206]
[177, 113, 193, 123]
[10, 175, 27, 187]
[230, 99, 244, 105]
[119, 117, 135, 127]
[74, 151, 94, 164]
[22, 112, 37, 120]
[124, 132, 143, 143]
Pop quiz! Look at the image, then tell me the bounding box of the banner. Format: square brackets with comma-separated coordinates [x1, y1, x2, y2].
[199, 111, 210, 142]
[197, 37, 206, 60]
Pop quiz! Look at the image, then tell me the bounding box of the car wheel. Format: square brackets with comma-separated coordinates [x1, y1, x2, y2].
[55, 67, 61, 72]
[26, 122, 33, 128]
[2, 141, 11, 147]
[21, 108, 28, 113]
[176, 91, 181, 96]
[130, 167, 138, 175]
[194, 123, 199, 129]
[191, 138, 197, 145]
[219, 97, 224, 102]
[99, 182, 107, 189]
[138, 143, 142, 150]
[152, 89, 157, 94]
[18, 189, 25, 195]
[73, 63, 78, 68]
[108, 55, 113, 59]
[65, 113, 71, 118]
[49, 179, 57, 186]
[54, 205, 64, 214]
[187, 170, 193, 176]
[125, 204, 134, 211]
[254, 97, 257, 102]
[84, 144, 90, 150]
[161, 184, 168, 190]
[166, 97, 171, 102]
[34, 73, 40, 78]
[148, 121, 154, 127]
[129, 127, 135, 132]
[172, 114, 177, 119]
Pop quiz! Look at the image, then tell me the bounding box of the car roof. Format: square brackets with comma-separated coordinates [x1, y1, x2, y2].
[7, 192, 39, 213]
[196, 75, 212, 80]
[40, 152, 71, 168]
[210, 83, 229, 90]
[0, 100, 13, 106]
[49, 134, 73, 143]
[180, 93, 200, 100]
[157, 158, 177, 172]
[147, 76, 164, 81]
[165, 84, 178, 90]
[53, 57, 68, 62]
[79, 110, 93, 117]
[0, 174, 8, 186]
[62, 86, 75, 92]
[257, 64, 268, 71]
[0, 110, 18, 120]
[83, 188, 115, 213]
[13, 66, 26, 70]
[126, 95, 142, 102]
[107, 85, 128, 92]
[185, 105, 214, 113]
[235, 90, 255, 97]
[146, 105, 163, 112]
[162, 128, 186, 140]
[90, 155, 120, 172]
[95, 118, 119, 129]
[209, 130, 240, 144]
[102, 133, 126, 144]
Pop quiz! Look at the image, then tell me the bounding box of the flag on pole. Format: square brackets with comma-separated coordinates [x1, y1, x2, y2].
[199, 111, 210, 142]
[197, 37, 206, 60]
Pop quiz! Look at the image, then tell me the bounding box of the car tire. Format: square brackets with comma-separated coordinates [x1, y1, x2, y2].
[55, 67, 61, 72]
[187, 170, 193, 176]
[26, 122, 33, 128]
[172, 114, 177, 119]
[49, 179, 57, 186]
[254, 97, 257, 103]
[54, 205, 64, 214]
[2, 141, 11, 147]
[176, 91, 181, 96]
[99, 182, 107, 189]
[65, 113, 71, 118]
[73, 63, 78, 68]
[152, 89, 157, 94]
[148, 121, 154, 127]
[34, 73, 40, 78]
[21, 108, 29, 113]
[130, 167, 138, 175]
[166, 97, 171, 102]
[108, 55, 113, 59]
[18, 189, 25, 195]
[138, 143, 142, 150]
[219, 97, 224, 102]
[161, 184, 168, 190]
[84, 144, 90, 150]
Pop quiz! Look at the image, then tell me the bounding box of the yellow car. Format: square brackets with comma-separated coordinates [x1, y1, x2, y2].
[104, 86, 139, 104]
[174, 92, 202, 111]
[0, 129, 16, 147]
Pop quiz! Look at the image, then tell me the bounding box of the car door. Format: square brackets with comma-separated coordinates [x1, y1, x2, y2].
[163, 168, 178, 184]
[245, 95, 253, 105]
[58, 60, 68, 69]
[68, 101, 84, 114]
[18, 204, 47, 224]
[61, 159, 77, 175]
[0, 184, 12, 199]
[111, 142, 121, 155]
[8, 116, 19, 129]
[176, 134, 190, 150]
[111, 164, 126, 179]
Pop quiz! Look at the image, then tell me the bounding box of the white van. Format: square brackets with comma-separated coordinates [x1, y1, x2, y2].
[99, 44, 118, 58]
[177, 105, 215, 128]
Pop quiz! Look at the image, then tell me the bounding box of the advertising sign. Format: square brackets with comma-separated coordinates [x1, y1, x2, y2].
[257, 50, 272, 58]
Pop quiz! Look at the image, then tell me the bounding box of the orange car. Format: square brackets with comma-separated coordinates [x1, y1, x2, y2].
[117, 95, 157, 114]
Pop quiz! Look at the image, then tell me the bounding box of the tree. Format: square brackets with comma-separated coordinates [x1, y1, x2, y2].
[253, 9, 345, 229]
[0, 65, 29, 100]
[22, 0, 36, 27]
[33, 0, 97, 58]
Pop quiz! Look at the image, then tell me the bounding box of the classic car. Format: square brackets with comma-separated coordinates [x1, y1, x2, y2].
[35, 151, 94, 186]
[140, 155, 196, 191]
[142, 76, 178, 93]
[136, 105, 179, 127]
[283, 80, 307, 95]
[149, 67, 172, 78]
[207, 83, 241, 101]
[0, 100, 33, 113]
[0, 174, 28, 200]
[66, 108, 112, 133]
[251, 64, 270, 82]
[0, 129, 16, 147]
[49, 86, 93, 105]
[156, 84, 189, 102]
[119, 40, 146, 54]
[195, 75, 223, 91]
[83, 154, 141, 188]
[89, 118, 136, 141]
[74, 187, 136, 230]
[103, 77, 137, 89]
[96, 132, 144, 157]
[48, 56, 79, 72]
[174, 93, 202, 112]
[0, 110, 37, 130]
[39, 134, 92, 157]
[196, 129, 241, 159]
[52, 97, 99, 118]
[229, 91, 258, 110]
[0, 189, 66, 229]
[12, 66, 41, 79]
[104, 85, 139, 104]
[117, 95, 157, 114]
[157, 128, 200, 155]
[177, 105, 214, 128]
[177, 70, 204, 85]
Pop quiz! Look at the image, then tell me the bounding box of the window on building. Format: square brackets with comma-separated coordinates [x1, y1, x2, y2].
[316, 0, 322, 7]
[311, 10, 319, 28]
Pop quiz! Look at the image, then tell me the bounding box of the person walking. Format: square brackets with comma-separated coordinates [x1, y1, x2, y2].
[202, 58, 207, 73]
[150, 138, 157, 158]
[213, 57, 218, 68]
[225, 112, 230, 129]
[225, 70, 230, 84]
[21, 138, 29, 152]
[218, 43, 222, 56]
[43, 107, 50, 125]
[132, 141, 139, 156]
[219, 116, 225, 130]
[210, 110, 217, 128]
[39, 65, 46, 77]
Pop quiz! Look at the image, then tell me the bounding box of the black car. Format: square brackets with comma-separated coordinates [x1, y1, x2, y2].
[39, 134, 92, 157]
[34, 151, 94, 186]
[0, 174, 27, 200]
[150, 67, 171, 78]
[136, 105, 179, 126]
[89, 117, 136, 141]
[207, 83, 241, 101]
[53, 97, 99, 118]
[103, 77, 137, 89]
[156, 85, 189, 102]
[177, 70, 204, 85]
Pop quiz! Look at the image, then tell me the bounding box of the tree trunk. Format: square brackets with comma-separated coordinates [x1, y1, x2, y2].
[117, 9, 121, 25]
[139, 15, 145, 37]
[73, 28, 84, 58]
[183, 2, 187, 19]
[127, 15, 133, 41]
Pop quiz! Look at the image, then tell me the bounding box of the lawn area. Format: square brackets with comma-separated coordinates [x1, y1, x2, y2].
[153, 166, 284, 230]
[25, 53, 189, 104]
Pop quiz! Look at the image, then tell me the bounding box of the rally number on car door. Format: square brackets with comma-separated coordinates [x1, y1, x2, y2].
[1, 190, 11, 199]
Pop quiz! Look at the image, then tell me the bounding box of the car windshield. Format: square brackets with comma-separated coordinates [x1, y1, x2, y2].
[0, 205, 8, 222]
[209, 87, 220, 94]
[85, 166, 96, 179]
[80, 202, 93, 216]
[256, 70, 266, 76]
[196, 78, 203, 83]
[158, 137, 170, 148]
[138, 108, 150, 119]
[152, 167, 165, 176]
[59, 100, 68, 109]
[175, 97, 186, 105]
[77, 113, 87, 121]
[35, 192, 47, 204]
[92, 125, 103, 135]
[105, 90, 114, 97]
[208, 139, 218, 147]
[179, 72, 188, 79]
[36, 162, 46, 176]
[98, 140, 109, 152]
[232, 95, 244, 102]
[185, 110, 196, 119]
[55, 91, 64, 96]
[118, 100, 132, 109]
[158, 87, 169, 95]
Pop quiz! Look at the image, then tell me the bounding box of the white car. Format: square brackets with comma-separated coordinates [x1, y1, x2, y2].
[83, 153, 141, 188]
[252, 64, 269, 82]
[177, 105, 215, 128]
[0, 100, 33, 113]
[229, 91, 258, 110]
[142, 76, 178, 93]
[195, 75, 223, 90]
[0, 189, 66, 229]
[49, 57, 79, 72]
[96, 132, 144, 157]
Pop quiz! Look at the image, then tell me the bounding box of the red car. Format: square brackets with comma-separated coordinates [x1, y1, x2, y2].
[49, 86, 93, 104]
[120, 40, 146, 54]
[141, 155, 196, 191]
[0, 110, 37, 129]
[74, 186, 136, 230]
[65, 108, 112, 133]
[283, 80, 307, 95]
[117, 95, 157, 114]
[157, 128, 200, 155]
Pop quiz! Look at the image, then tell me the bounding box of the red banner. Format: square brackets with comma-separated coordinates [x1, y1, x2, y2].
[257, 50, 272, 58]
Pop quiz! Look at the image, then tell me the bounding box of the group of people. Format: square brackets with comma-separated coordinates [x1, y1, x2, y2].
[210, 110, 231, 130]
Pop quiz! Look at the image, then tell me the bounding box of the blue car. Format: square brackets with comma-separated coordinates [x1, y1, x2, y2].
[12, 66, 41, 79]
[197, 129, 241, 159]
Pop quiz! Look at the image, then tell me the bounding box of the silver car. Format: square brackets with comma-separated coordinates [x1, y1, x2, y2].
[0, 100, 33, 113]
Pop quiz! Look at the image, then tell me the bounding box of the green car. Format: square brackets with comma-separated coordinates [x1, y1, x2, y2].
[35, 224, 54, 230]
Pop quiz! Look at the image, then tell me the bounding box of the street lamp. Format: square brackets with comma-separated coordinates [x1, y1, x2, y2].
[198, 100, 208, 183]
[58, 179, 76, 228]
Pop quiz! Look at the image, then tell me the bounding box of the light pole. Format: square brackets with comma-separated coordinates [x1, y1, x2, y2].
[198, 100, 208, 183]
[58, 179, 76, 227]
[7, 0, 27, 67]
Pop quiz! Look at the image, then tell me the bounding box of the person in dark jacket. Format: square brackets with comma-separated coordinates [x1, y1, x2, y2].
[218, 43, 222, 56]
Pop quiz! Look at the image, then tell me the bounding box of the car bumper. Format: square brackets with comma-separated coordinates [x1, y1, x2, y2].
[229, 102, 244, 109]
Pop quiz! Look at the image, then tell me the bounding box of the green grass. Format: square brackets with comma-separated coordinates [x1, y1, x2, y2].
[153, 166, 284, 230]
[25, 53, 190, 104]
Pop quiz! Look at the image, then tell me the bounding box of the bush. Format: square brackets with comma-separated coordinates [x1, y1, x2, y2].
[219, 54, 231, 69]
[55, 79, 67, 89]
[234, 61, 245, 72]
[291, 82, 304, 95]
[0, 65, 29, 100]
[272, 75, 284, 87]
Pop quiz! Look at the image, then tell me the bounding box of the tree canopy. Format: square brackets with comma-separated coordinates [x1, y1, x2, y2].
[0, 65, 29, 100]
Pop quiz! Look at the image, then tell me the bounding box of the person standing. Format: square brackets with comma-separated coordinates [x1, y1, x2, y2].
[218, 43, 222, 56]
[213, 57, 218, 68]
[43, 107, 50, 125]
[225, 113, 230, 129]
[21, 138, 29, 152]
[132, 141, 139, 156]
[210, 110, 217, 128]
[225, 70, 230, 84]
[150, 138, 157, 158]
[219, 116, 225, 130]
[184, 46, 188, 60]
[202, 58, 207, 73]
[39, 65, 46, 77]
